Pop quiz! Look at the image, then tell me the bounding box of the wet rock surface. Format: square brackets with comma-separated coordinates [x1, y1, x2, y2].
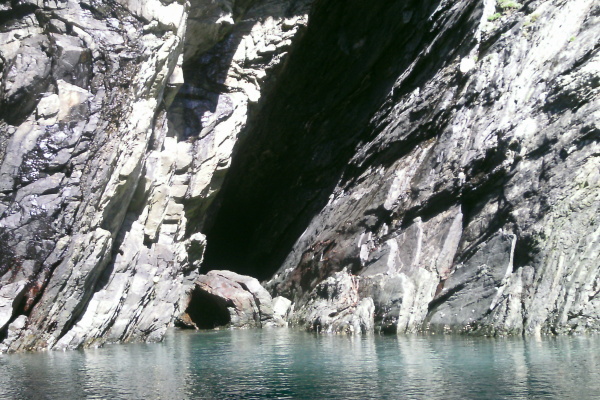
[0, 0, 192, 351]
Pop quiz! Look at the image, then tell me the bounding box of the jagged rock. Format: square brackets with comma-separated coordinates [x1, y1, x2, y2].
[272, 295, 292, 325]
[0, 315, 28, 353]
[1, 37, 52, 124]
[36, 94, 60, 119]
[50, 33, 91, 88]
[0, 281, 27, 331]
[291, 269, 374, 334]
[56, 80, 91, 122]
[426, 232, 518, 333]
[215, 270, 275, 322]
[0, 0, 599, 353]
[0, 0, 310, 352]
[218, 0, 600, 337]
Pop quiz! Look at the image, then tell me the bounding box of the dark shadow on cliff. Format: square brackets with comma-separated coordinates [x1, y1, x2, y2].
[176, 1, 315, 231]
[171, 0, 313, 236]
[169, 0, 311, 141]
[201, 0, 482, 281]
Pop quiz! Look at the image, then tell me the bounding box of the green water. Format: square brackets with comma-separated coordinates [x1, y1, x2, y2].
[1, 329, 599, 399]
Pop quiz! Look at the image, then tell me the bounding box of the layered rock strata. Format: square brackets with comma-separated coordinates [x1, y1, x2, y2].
[208, 0, 600, 337]
[0, 0, 598, 352]
[0, 0, 310, 352]
[0, 0, 191, 352]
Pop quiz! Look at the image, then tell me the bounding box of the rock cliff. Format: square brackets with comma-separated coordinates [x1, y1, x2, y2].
[0, 0, 598, 351]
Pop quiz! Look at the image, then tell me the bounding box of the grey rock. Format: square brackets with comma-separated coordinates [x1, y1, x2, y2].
[250, 0, 600, 337]
[291, 268, 374, 334]
[36, 94, 60, 119]
[0, 315, 29, 353]
[50, 34, 91, 88]
[1, 38, 52, 124]
[214, 270, 275, 322]
[272, 296, 292, 323]
[15, 173, 64, 202]
[0, 281, 27, 332]
[426, 232, 517, 333]
[0, 0, 598, 354]
[189, 270, 279, 328]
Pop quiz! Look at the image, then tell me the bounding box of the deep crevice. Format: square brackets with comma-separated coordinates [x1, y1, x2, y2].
[199, 0, 483, 281]
[512, 234, 538, 271]
[185, 288, 231, 329]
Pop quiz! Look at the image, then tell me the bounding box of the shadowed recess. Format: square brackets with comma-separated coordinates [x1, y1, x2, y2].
[185, 288, 232, 329]
[200, 0, 478, 281]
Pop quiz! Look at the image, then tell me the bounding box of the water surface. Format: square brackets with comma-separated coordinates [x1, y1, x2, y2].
[1, 329, 599, 399]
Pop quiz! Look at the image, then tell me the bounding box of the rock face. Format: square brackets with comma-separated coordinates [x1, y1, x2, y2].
[0, 0, 599, 352]
[0, 0, 189, 352]
[0, 0, 310, 352]
[291, 268, 375, 334]
[207, 0, 600, 337]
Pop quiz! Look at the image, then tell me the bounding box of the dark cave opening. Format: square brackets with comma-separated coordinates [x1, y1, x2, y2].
[512, 234, 538, 272]
[198, 0, 422, 280]
[185, 288, 231, 329]
[198, 0, 481, 282]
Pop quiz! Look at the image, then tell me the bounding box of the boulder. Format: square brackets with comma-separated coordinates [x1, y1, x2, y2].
[186, 270, 288, 329]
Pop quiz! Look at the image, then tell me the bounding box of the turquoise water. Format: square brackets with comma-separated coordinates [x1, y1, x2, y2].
[1, 329, 599, 399]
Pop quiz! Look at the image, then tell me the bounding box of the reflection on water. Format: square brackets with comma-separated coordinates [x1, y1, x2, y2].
[1, 329, 599, 399]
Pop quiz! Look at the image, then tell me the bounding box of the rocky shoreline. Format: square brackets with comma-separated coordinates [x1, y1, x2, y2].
[1, 0, 599, 352]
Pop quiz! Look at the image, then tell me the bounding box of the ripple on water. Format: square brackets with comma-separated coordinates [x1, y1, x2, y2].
[1, 330, 600, 399]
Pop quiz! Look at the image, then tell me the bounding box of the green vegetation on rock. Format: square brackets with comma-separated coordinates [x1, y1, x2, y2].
[488, 13, 502, 21]
[498, 0, 523, 9]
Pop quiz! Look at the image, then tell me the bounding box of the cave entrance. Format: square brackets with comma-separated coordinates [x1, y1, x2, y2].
[185, 288, 231, 329]
[197, 0, 430, 282]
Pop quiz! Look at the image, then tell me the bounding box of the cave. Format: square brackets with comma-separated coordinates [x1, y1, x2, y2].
[198, 0, 478, 281]
[197, 0, 412, 280]
[185, 287, 231, 329]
